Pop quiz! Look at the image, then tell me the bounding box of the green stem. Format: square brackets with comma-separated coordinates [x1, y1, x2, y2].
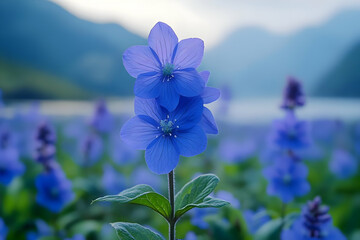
[168, 170, 176, 240]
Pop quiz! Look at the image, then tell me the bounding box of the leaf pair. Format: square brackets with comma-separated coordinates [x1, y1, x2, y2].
[92, 174, 229, 223]
[92, 174, 229, 239]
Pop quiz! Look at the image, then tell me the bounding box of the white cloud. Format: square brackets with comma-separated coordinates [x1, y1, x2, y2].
[51, 0, 360, 48]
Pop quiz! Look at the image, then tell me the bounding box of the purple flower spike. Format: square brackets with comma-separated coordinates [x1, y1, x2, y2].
[281, 196, 346, 240]
[89, 100, 114, 134]
[281, 76, 305, 110]
[123, 22, 205, 111]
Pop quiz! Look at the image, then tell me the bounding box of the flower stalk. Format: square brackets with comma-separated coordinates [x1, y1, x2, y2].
[168, 170, 176, 240]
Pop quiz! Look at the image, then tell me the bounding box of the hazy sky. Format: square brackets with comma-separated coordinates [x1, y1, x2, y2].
[52, 0, 360, 48]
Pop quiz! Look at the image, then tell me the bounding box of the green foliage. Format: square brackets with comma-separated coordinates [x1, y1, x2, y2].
[111, 222, 165, 240]
[92, 184, 171, 221]
[0, 59, 92, 99]
[174, 174, 229, 220]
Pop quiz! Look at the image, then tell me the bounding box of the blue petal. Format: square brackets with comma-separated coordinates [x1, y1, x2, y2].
[200, 107, 218, 134]
[123, 46, 160, 78]
[173, 68, 205, 97]
[157, 82, 180, 112]
[171, 96, 203, 130]
[172, 38, 204, 69]
[148, 22, 178, 65]
[175, 125, 207, 157]
[134, 97, 166, 122]
[134, 72, 162, 98]
[202, 87, 220, 104]
[145, 136, 180, 174]
[120, 116, 159, 150]
[199, 71, 210, 84]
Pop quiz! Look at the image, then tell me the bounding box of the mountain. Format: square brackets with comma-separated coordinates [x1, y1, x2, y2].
[203, 9, 360, 97]
[314, 41, 360, 97]
[0, 0, 146, 98]
[0, 59, 92, 99]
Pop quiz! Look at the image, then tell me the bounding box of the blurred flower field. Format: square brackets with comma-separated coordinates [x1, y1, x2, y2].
[1, 89, 360, 239]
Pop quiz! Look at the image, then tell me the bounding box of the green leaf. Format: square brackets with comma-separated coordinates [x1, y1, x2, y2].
[111, 222, 165, 240]
[254, 219, 283, 240]
[92, 184, 171, 221]
[174, 174, 228, 219]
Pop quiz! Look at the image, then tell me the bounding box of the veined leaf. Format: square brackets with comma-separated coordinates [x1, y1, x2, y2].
[174, 174, 227, 219]
[111, 222, 165, 240]
[92, 184, 171, 221]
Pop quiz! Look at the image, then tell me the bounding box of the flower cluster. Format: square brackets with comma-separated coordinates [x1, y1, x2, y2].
[281, 196, 346, 240]
[263, 77, 310, 203]
[34, 122, 74, 212]
[0, 127, 24, 185]
[121, 22, 219, 174]
[0, 218, 8, 240]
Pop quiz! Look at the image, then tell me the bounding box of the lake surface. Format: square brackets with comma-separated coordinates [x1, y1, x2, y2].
[2, 98, 360, 125]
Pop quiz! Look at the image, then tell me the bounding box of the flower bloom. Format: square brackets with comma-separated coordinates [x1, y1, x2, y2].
[243, 208, 271, 234]
[26, 219, 53, 240]
[329, 149, 358, 179]
[281, 76, 305, 109]
[102, 164, 127, 195]
[0, 218, 8, 240]
[263, 157, 310, 203]
[121, 96, 207, 174]
[0, 148, 24, 185]
[281, 196, 346, 240]
[35, 168, 74, 213]
[123, 22, 205, 111]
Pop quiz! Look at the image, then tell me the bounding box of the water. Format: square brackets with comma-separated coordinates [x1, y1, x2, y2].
[2, 98, 360, 125]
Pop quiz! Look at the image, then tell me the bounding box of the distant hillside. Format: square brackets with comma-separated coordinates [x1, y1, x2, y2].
[0, 59, 92, 99]
[203, 9, 360, 97]
[314, 41, 360, 98]
[0, 0, 146, 97]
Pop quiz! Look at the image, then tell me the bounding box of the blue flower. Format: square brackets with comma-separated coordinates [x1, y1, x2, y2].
[123, 22, 205, 111]
[190, 207, 217, 229]
[121, 96, 207, 174]
[199, 71, 220, 134]
[281, 196, 346, 240]
[243, 208, 271, 234]
[131, 167, 164, 193]
[76, 133, 104, 167]
[26, 219, 53, 240]
[89, 100, 114, 134]
[263, 158, 310, 203]
[281, 76, 305, 109]
[102, 164, 127, 195]
[111, 133, 140, 165]
[270, 112, 310, 150]
[218, 138, 257, 164]
[184, 232, 197, 240]
[35, 168, 74, 213]
[0, 148, 25, 185]
[0, 218, 8, 240]
[216, 190, 240, 209]
[329, 149, 358, 179]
